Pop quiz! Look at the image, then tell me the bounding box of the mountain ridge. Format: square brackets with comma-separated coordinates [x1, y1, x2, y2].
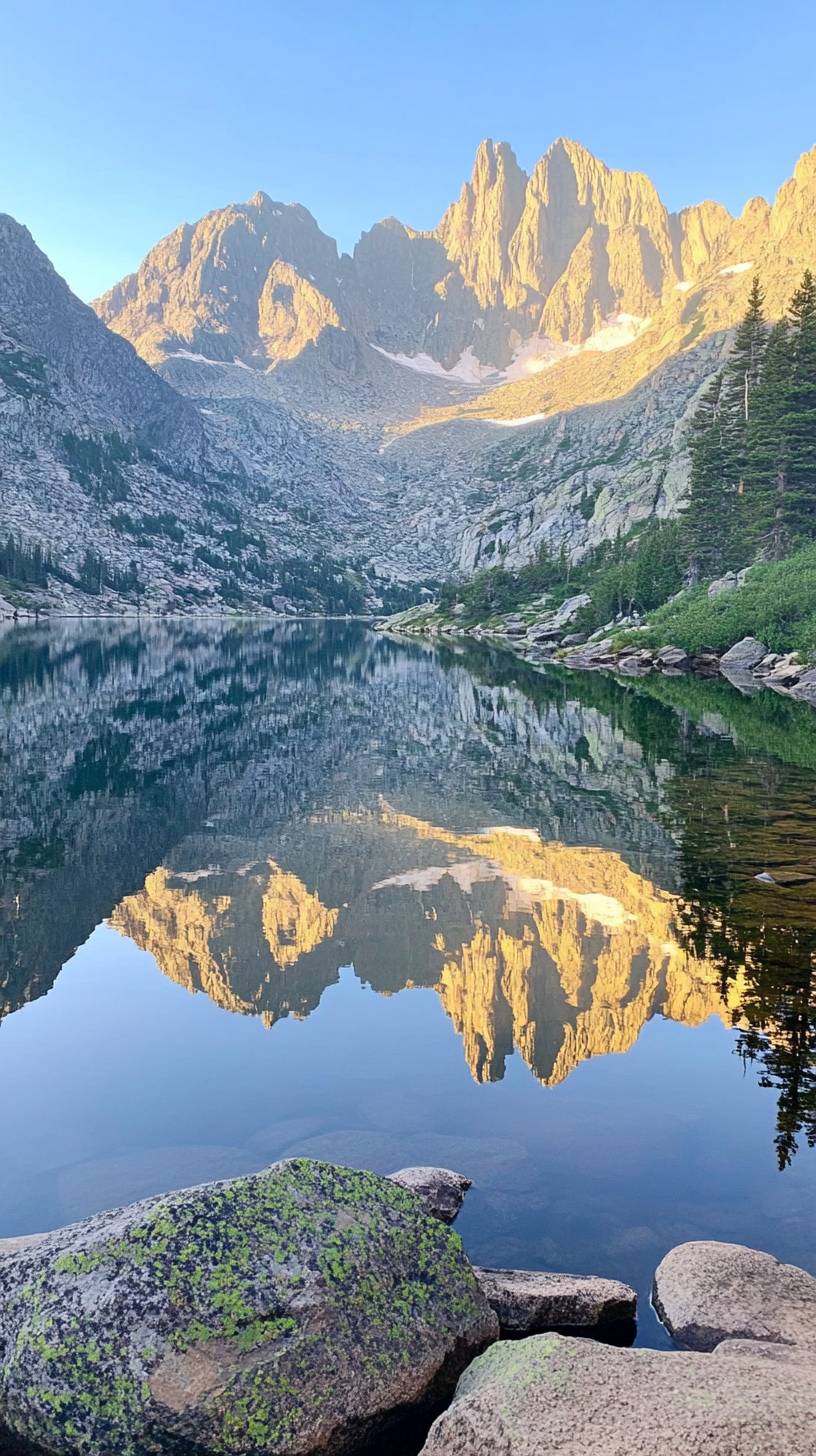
[94, 134, 815, 384]
[2, 136, 816, 615]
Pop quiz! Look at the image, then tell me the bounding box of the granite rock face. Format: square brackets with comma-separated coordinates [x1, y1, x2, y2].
[653, 1240, 816, 1353]
[0, 1158, 497, 1456]
[388, 1167, 472, 1223]
[474, 1268, 636, 1335]
[419, 1332, 816, 1456]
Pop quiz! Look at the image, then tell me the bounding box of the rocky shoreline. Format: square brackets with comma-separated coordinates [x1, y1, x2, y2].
[1, 1158, 814, 1455]
[384, 599, 816, 707]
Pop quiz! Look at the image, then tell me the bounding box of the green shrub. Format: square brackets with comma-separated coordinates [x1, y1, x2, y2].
[633, 543, 816, 658]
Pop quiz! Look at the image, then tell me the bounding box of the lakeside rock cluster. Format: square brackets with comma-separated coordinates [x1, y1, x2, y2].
[388, 598, 816, 706]
[1, 1159, 814, 1455]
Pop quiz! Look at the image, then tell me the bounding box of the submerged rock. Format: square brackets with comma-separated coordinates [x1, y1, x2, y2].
[474, 1267, 636, 1334]
[388, 1166, 472, 1223]
[653, 1240, 816, 1352]
[420, 1332, 816, 1455]
[0, 1158, 497, 1456]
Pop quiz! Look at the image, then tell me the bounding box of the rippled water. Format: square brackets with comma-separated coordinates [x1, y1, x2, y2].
[1, 620, 814, 1346]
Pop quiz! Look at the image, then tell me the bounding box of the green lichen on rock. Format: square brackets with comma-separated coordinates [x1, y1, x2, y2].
[0, 1158, 497, 1455]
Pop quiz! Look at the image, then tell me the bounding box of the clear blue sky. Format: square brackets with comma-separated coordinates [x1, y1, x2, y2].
[3, 0, 815, 301]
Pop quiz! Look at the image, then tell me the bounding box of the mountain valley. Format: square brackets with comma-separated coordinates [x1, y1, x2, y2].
[2, 137, 816, 615]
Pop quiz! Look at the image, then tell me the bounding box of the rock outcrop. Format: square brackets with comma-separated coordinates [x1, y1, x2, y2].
[653, 1240, 816, 1353]
[474, 1268, 636, 1335]
[0, 1158, 497, 1456]
[419, 1332, 816, 1455]
[720, 636, 768, 670]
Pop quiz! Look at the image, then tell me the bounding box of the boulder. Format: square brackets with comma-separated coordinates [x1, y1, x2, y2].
[754, 652, 781, 674]
[420, 1333, 816, 1455]
[654, 645, 690, 669]
[579, 637, 613, 662]
[652, 1240, 816, 1353]
[767, 662, 803, 689]
[715, 1338, 812, 1365]
[388, 1166, 472, 1223]
[707, 571, 740, 598]
[550, 592, 591, 630]
[560, 631, 588, 647]
[526, 622, 561, 642]
[719, 636, 768, 669]
[790, 666, 816, 702]
[474, 1268, 636, 1335]
[0, 1158, 497, 1456]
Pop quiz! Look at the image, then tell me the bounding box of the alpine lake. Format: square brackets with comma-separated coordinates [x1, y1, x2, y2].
[1, 619, 814, 1362]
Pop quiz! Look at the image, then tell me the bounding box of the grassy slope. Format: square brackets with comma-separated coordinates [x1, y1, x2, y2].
[629, 543, 816, 658]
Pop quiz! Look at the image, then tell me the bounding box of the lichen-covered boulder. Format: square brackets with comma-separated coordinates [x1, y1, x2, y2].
[420, 1333, 816, 1455]
[388, 1167, 472, 1223]
[0, 1158, 498, 1456]
[653, 1240, 816, 1352]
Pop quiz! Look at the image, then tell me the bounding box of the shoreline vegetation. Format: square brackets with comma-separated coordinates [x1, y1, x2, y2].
[385, 271, 816, 695]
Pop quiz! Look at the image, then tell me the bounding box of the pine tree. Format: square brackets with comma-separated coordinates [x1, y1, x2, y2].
[711, 277, 767, 555]
[746, 319, 792, 556]
[723, 277, 767, 427]
[784, 269, 816, 541]
[682, 374, 735, 577]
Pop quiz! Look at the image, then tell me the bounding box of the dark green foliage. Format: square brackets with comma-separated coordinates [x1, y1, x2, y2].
[111, 511, 185, 545]
[682, 374, 740, 576]
[778, 269, 816, 549]
[746, 319, 792, 555]
[0, 534, 54, 588]
[376, 578, 438, 614]
[583, 520, 685, 627]
[276, 556, 367, 615]
[629, 541, 816, 656]
[0, 345, 47, 399]
[438, 543, 566, 620]
[685, 269, 816, 565]
[77, 549, 139, 598]
[60, 432, 142, 504]
[440, 522, 684, 633]
[683, 278, 767, 575]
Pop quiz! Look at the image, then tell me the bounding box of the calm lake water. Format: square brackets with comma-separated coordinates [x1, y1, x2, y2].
[1, 620, 814, 1348]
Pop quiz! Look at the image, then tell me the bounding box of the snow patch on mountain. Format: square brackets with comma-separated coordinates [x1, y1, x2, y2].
[370, 344, 499, 386]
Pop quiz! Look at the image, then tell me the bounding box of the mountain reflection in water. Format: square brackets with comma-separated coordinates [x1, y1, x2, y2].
[0, 619, 815, 1315]
[110, 814, 741, 1089]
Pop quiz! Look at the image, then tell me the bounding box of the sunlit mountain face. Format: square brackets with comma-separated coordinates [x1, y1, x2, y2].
[0, 619, 814, 1315]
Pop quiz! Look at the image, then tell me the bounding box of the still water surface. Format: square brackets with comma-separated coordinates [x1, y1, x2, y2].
[1, 620, 814, 1346]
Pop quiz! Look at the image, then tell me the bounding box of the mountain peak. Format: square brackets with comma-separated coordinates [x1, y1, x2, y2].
[470, 138, 522, 181]
[247, 189, 272, 209]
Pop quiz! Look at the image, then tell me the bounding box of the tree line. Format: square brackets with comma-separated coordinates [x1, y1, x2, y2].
[684, 270, 816, 576]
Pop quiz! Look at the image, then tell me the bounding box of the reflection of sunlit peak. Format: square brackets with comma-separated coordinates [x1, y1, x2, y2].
[261, 860, 340, 967]
[372, 861, 497, 895]
[511, 878, 634, 929]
